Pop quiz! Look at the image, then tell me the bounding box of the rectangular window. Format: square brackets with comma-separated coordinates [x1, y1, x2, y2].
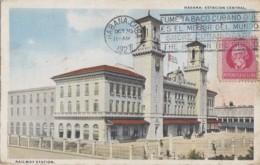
[127, 86, 131, 97]
[60, 87, 64, 98]
[76, 85, 80, 97]
[85, 84, 89, 96]
[30, 94, 33, 103]
[127, 102, 130, 112]
[11, 96, 13, 104]
[51, 106, 54, 115]
[68, 86, 72, 97]
[122, 85, 126, 97]
[60, 102, 64, 112]
[68, 101, 72, 112]
[94, 83, 99, 95]
[94, 100, 99, 111]
[44, 93, 47, 103]
[51, 92, 54, 102]
[37, 107, 40, 116]
[23, 107, 26, 116]
[30, 107, 33, 116]
[164, 92, 167, 101]
[17, 96, 20, 104]
[17, 108, 19, 116]
[110, 83, 114, 95]
[116, 101, 119, 112]
[76, 101, 80, 112]
[133, 87, 136, 98]
[122, 101, 125, 112]
[23, 95, 26, 104]
[132, 102, 135, 112]
[138, 88, 141, 98]
[85, 100, 89, 112]
[123, 125, 129, 136]
[36, 94, 39, 103]
[164, 104, 166, 114]
[116, 84, 120, 96]
[110, 100, 113, 112]
[11, 108, 13, 116]
[137, 103, 140, 113]
[44, 107, 46, 115]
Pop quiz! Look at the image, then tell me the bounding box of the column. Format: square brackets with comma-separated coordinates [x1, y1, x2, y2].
[17, 136, 20, 146]
[244, 128, 247, 133]
[144, 141, 148, 159]
[231, 137, 235, 155]
[39, 137, 42, 149]
[27, 136, 31, 147]
[71, 125, 75, 139]
[63, 139, 66, 152]
[109, 141, 113, 158]
[77, 140, 80, 154]
[80, 126, 84, 140]
[89, 126, 93, 140]
[169, 134, 173, 156]
[50, 138, 54, 150]
[158, 140, 161, 157]
[235, 126, 238, 133]
[7, 134, 10, 145]
[92, 141, 96, 156]
[129, 144, 133, 160]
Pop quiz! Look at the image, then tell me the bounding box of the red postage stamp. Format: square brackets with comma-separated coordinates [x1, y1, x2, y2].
[218, 38, 258, 81]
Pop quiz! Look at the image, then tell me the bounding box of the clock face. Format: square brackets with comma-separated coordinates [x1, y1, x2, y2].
[155, 58, 160, 72]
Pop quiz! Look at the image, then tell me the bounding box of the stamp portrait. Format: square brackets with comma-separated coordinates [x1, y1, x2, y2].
[1, 0, 260, 165]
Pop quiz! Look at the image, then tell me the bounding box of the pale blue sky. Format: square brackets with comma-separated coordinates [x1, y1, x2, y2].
[9, 8, 256, 105]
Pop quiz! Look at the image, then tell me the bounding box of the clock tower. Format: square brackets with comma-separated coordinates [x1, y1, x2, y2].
[183, 41, 208, 133]
[132, 13, 165, 139]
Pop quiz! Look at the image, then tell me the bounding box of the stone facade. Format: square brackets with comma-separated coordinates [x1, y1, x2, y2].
[8, 87, 55, 137]
[214, 105, 254, 132]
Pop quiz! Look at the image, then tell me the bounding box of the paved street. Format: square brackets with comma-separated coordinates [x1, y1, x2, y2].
[8, 147, 98, 159]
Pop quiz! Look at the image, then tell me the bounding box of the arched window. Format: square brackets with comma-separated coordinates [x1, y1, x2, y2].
[83, 124, 89, 140]
[16, 122, 20, 135]
[93, 124, 99, 140]
[42, 123, 47, 136]
[67, 124, 71, 138]
[192, 49, 195, 60]
[75, 124, 80, 139]
[10, 122, 14, 134]
[59, 124, 64, 138]
[36, 123, 40, 136]
[22, 123, 26, 135]
[50, 123, 54, 137]
[29, 123, 33, 136]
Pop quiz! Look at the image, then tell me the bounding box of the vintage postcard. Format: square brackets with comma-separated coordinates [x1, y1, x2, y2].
[1, 0, 260, 165]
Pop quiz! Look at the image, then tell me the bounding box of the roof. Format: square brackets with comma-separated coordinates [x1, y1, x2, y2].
[163, 119, 200, 124]
[207, 89, 218, 95]
[52, 65, 145, 79]
[8, 86, 55, 94]
[108, 119, 149, 125]
[186, 41, 206, 47]
[136, 14, 163, 24]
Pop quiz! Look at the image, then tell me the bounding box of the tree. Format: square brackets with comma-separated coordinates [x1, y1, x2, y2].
[187, 149, 204, 159]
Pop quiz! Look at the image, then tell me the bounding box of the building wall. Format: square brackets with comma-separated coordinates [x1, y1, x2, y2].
[8, 87, 55, 137]
[214, 105, 254, 132]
